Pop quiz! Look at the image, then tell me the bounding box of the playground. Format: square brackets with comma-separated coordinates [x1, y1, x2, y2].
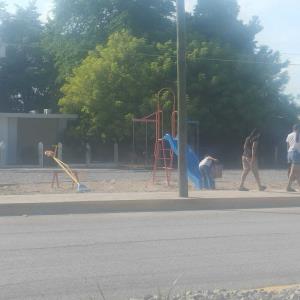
[0, 88, 292, 196]
[132, 88, 212, 190]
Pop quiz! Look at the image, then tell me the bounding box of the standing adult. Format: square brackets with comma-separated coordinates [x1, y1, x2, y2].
[238, 129, 266, 191]
[286, 124, 298, 176]
[286, 124, 300, 191]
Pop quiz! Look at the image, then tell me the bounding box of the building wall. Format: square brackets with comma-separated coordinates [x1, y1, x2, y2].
[17, 119, 62, 164]
[0, 114, 77, 165]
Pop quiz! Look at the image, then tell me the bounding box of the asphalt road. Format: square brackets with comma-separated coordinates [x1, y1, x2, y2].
[1, 208, 300, 299]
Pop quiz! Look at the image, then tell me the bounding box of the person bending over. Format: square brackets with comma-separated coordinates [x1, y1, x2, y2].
[199, 155, 218, 190]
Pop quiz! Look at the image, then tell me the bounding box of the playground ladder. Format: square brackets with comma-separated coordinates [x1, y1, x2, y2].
[152, 138, 174, 186]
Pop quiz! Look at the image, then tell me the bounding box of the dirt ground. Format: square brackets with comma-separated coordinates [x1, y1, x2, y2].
[0, 168, 292, 195]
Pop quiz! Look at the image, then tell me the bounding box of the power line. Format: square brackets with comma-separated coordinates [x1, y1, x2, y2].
[4, 40, 300, 56]
[3, 41, 300, 67]
[134, 52, 300, 67]
[281, 52, 300, 56]
[186, 57, 300, 66]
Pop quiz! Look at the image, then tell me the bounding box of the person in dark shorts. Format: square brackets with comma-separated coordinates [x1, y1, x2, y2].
[238, 129, 266, 191]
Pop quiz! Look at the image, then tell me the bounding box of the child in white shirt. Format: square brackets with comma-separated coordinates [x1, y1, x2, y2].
[199, 155, 218, 189]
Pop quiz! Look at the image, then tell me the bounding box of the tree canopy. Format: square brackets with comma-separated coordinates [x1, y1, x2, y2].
[189, 0, 262, 52]
[0, 3, 56, 112]
[43, 0, 175, 83]
[59, 31, 158, 142]
[0, 0, 298, 156]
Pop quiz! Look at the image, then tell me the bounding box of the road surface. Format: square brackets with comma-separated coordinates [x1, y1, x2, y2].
[1, 208, 300, 299]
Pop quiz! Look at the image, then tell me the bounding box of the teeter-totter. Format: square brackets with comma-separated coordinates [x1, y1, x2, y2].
[44, 148, 90, 193]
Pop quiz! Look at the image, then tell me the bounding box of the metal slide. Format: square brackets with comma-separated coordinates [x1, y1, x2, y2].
[163, 133, 202, 189]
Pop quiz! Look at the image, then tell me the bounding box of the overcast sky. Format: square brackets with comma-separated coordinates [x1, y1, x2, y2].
[4, 0, 300, 97]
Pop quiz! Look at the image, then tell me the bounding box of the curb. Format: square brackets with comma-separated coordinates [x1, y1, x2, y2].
[1, 195, 300, 217]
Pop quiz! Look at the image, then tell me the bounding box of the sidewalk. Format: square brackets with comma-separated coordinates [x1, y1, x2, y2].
[1, 190, 300, 217]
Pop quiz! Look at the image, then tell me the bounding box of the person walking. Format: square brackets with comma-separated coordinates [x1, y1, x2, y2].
[199, 155, 218, 190]
[286, 124, 300, 191]
[238, 129, 266, 191]
[286, 124, 298, 177]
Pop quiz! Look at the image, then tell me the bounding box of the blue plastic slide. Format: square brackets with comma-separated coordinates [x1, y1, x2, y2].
[163, 133, 202, 189]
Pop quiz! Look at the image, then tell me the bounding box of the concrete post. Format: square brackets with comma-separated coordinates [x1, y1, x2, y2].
[274, 146, 279, 166]
[0, 141, 6, 166]
[114, 143, 119, 166]
[38, 142, 44, 168]
[57, 143, 63, 160]
[0, 39, 6, 58]
[86, 143, 91, 166]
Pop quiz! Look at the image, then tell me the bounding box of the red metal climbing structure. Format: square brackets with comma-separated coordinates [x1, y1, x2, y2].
[133, 88, 177, 186]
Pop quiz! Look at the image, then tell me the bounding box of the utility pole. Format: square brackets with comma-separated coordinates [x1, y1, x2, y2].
[176, 0, 188, 197]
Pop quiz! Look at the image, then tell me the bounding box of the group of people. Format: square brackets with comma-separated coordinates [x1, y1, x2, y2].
[198, 125, 300, 191]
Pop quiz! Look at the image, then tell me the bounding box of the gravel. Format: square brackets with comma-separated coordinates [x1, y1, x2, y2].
[0, 168, 292, 195]
[133, 287, 300, 300]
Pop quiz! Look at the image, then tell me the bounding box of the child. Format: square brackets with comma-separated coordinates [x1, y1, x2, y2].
[199, 155, 218, 190]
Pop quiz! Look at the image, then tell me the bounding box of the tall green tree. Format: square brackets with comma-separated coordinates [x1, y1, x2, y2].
[58, 0, 298, 147]
[52, 0, 175, 40]
[189, 0, 262, 52]
[186, 40, 297, 143]
[177, 0, 298, 149]
[59, 31, 158, 142]
[0, 1, 7, 19]
[43, 0, 175, 84]
[0, 3, 56, 112]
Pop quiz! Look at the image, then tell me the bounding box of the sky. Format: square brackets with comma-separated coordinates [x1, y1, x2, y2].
[3, 0, 300, 98]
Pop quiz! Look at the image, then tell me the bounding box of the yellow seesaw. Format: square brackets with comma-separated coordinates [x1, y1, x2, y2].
[44, 149, 90, 193]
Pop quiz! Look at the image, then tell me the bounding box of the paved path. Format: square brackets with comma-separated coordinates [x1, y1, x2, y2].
[1, 208, 300, 299]
[1, 190, 300, 216]
[0, 190, 298, 204]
